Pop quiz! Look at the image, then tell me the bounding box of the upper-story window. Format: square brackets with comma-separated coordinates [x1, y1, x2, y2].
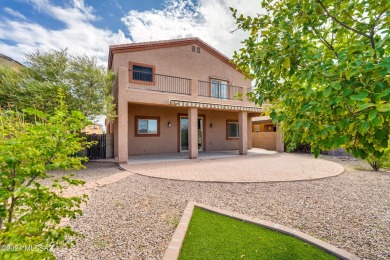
[129, 62, 155, 85]
[211, 79, 228, 99]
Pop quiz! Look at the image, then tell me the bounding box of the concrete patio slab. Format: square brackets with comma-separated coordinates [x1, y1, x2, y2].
[127, 148, 276, 165]
[121, 151, 344, 183]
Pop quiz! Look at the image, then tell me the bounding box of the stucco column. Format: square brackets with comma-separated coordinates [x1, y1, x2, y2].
[276, 123, 284, 152]
[188, 107, 198, 159]
[117, 67, 129, 163]
[239, 111, 248, 155]
[247, 116, 252, 149]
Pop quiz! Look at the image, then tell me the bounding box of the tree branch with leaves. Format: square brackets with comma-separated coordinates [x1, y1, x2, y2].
[0, 49, 116, 122]
[231, 0, 390, 170]
[0, 89, 91, 258]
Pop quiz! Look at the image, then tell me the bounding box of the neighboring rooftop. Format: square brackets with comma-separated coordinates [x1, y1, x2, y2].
[108, 37, 243, 74]
[252, 116, 272, 123]
[0, 53, 24, 70]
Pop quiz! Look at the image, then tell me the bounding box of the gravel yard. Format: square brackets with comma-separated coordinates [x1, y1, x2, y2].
[40, 162, 122, 186]
[54, 156, 390, 259]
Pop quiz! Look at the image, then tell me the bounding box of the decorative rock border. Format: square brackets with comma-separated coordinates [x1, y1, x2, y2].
[163, 202, 196, 260]
[164, 202, 360, 260]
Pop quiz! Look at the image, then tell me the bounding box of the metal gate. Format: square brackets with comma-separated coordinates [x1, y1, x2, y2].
[86, 134, 106, 159]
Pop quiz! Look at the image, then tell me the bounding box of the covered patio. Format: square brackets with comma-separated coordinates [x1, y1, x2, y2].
[127, 148, 276, 164]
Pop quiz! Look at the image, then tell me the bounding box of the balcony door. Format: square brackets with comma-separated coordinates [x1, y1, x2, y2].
[211, 79, 228, 99]
[180, 116, 203, 152]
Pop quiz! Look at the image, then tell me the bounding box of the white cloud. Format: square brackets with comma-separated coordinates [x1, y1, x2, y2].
[3, 7, 27, 20]
[0, 0, 130, 66]
[121, 0, 261, 58]
[0, 0, 261, 67]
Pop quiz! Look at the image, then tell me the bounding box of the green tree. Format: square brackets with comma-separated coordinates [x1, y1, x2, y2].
[0, 90, 90, 258]
[0, 49, 116, 121]
[231, 0, 390, 170]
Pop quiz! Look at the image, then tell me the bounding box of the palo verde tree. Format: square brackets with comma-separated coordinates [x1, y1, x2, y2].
[0, 90, 90, 258]
[0, 49, 116, 121]
[231, 0, 390, 170]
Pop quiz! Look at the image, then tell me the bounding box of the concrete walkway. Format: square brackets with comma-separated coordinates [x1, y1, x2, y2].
[121, 152, 344, 183]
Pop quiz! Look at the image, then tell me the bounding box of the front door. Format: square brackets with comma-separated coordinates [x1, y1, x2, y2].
[180, 116, 203, 152]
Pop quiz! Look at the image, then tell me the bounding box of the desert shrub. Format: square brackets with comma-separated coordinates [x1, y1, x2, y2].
[0, 90, 90, 258]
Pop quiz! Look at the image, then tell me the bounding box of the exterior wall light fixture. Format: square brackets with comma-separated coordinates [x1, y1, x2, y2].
[168, 121, 172, 128]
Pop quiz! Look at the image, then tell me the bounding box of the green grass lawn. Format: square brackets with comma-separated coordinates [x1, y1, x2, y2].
[179, 207, 337, 260]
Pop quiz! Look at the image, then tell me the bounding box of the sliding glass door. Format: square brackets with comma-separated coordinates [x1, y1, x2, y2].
[180, 116, 203, 152]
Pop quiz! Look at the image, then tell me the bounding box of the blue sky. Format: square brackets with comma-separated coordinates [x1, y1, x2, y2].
[0, 0, 258, 66]
[1, 0, 165, 40]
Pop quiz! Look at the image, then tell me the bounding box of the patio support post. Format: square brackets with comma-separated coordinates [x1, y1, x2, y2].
[188, 107, 198, 159]
[239, 111, 248, 155]
[117, 67, 129, 163]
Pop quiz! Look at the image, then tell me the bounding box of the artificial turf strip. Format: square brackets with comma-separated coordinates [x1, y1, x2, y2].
[179, 207, 337, 260]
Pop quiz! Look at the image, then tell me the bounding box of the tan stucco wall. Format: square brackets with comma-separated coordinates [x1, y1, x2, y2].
[251, 121, 284, 152]
[113, 116, 118, 156]
[247, 119, 252, 150]
[252, 132, 277, 151]
[126, 103, 250, 155]
[106, 133, 114, 158]
[128, 104, 182, 154]
[203, 110, 240, 151]
[111, 44, 251, 87]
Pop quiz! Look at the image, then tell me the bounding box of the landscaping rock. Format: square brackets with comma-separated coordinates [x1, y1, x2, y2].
[54, 156, 390, 259]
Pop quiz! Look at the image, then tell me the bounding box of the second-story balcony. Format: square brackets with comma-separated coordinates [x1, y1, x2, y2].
[198, 80, 243, 100]
[127, 70, 248, 102]
[128, 70, 192, 95]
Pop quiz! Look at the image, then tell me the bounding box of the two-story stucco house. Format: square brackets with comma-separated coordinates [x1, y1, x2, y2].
[107, 38, 268, 163]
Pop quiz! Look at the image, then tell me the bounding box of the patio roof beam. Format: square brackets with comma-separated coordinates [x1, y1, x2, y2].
[169, 99, 262, 113]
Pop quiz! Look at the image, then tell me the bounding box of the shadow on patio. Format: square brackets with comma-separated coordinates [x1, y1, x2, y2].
[127, 148, 277, 165]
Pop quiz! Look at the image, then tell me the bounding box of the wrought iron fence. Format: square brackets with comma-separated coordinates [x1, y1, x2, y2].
[128, 70, 191, 95]
[85, 134, 106, 159]
[198, 80, 243, 100]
